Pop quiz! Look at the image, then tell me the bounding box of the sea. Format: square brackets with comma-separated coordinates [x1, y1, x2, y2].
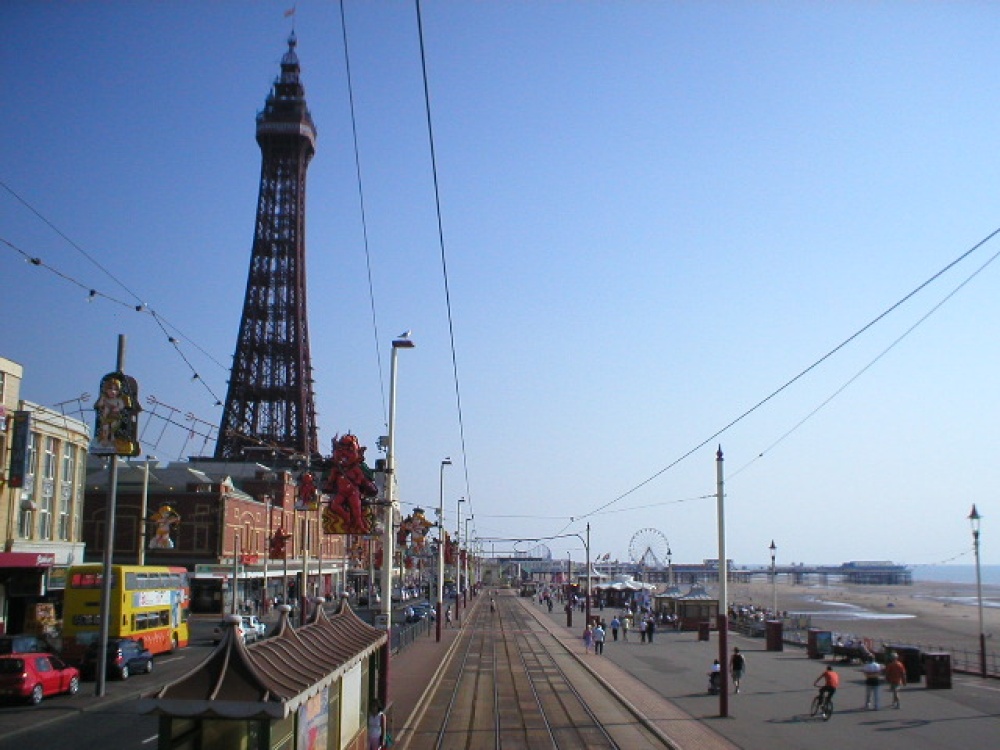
[908, 564, 1000, 587]
[790, 564, 1000, 621]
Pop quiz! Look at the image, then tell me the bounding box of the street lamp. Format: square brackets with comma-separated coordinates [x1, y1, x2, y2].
[769, 539, 777, 617]
[968, 504, 987, 677]
[380, 334, 414, 632]
[137, 455, 156, 565]
[377, 332, 413, 711]
[436, 458, 451, 642]
[667, 545, 673, 587]
[455, 496, 465, 623]
[464, 515, 473, 604]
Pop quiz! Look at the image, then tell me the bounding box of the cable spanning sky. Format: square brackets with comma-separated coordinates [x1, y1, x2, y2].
[3, 2, 1000, 566]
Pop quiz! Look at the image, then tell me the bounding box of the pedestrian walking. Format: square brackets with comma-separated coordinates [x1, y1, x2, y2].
[368, 700, 387, 750]
[885, 652, 907, 709]
[610, 616, 620, 641]
[639, 617, 647, 643]
[583, 624, 594, 654]
[622, 616, 630, 642]
[862, 655, 883, 710]
[445, 605, 453, 628]
[730, 647, 746, 693]
[647, 616, 656, 643]
[593, 623, 606, 654]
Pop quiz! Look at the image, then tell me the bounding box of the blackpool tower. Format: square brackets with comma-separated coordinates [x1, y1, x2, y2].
[216, 34, 320, 461]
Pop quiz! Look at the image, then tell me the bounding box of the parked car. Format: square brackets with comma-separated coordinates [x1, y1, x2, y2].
[0, 653, 80, 704]
[212, 617, 261, 644]
[0, 634, 52, 655]
[81, 638, 154, 680]
[405, 603, 436, 623]
[241, 616, 266, 642]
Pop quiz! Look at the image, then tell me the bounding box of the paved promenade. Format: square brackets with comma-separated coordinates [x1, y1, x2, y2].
[389, 593, 1000, 750]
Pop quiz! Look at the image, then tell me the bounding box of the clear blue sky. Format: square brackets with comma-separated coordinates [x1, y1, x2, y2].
[4, 2, 999, 567]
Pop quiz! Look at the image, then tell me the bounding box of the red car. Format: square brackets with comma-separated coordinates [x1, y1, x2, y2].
[0, 652, 80, 705]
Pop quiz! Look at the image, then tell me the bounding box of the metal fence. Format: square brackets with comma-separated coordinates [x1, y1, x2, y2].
[391, 614, 433, 654]
[735, 616, 999, 678]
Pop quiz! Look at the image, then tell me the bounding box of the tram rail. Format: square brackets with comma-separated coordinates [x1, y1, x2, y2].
[400, 589, 674, 750]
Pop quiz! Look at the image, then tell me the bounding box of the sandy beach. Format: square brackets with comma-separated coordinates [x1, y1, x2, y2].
[727, 578, 1000, 656]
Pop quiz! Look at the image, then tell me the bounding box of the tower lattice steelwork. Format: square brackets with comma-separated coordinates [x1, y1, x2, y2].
[216, 34, 320, 461]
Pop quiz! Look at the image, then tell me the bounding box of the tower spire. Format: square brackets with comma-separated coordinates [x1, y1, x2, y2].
[215, 38, 320, 462]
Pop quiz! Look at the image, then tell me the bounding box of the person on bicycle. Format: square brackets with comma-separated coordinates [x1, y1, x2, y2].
[814, 665, 839, 702]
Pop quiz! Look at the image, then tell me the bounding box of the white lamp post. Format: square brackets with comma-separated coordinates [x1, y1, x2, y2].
[969, 504, 987, 677]
[380, 333, 414, 635]
[137, 455, 156, 565]
[436, 458, 451, 642]
[769, 539, 777, 617]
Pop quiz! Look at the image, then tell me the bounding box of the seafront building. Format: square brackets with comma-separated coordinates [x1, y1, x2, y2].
[0, 355, 90, 635]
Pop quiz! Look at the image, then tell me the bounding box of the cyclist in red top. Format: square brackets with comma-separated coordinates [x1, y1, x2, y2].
[814, 665, 840, 701]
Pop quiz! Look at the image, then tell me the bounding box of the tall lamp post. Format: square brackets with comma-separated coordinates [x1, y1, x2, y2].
[464, 515, 473, 603]
[667, 545, 673, 587]
[716, 446, 729, 718]
[969, 504, 987, 677]
[769, 539, 777, 617]
[455, 496, 465, 623]
[137, 455, 156, 565]
[436, 458, 451, 642]
[379, 333, 413, 706]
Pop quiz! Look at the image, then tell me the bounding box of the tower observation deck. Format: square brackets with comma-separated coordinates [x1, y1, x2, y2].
[216, 34, 320, 462]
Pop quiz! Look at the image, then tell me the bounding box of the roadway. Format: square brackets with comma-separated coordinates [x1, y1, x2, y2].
[2, 595, 997, 750]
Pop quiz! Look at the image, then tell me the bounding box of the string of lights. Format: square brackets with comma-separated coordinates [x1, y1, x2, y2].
[1, 229, 227, 407]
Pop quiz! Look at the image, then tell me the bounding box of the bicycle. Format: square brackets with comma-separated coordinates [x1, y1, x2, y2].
[810, 689, 834, 721]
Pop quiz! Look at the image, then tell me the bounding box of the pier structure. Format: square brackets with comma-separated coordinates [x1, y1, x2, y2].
[509, 558, 913, 589]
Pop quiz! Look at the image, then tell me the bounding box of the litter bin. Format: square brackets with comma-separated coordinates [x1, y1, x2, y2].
[807, 628, 832, 659]
[765, 620, 784, 652]
[923, 652, 952, 689]
[885, 644, 923, 682]
[697, 621, 711, 641]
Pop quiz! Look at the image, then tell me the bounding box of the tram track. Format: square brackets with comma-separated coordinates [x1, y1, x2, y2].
[400, 589, 674, 750]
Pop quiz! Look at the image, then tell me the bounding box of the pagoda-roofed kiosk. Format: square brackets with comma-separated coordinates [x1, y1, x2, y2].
[139, 600, 386, 750]
[674, 584, 719, 631]
[653, 583, 684, 617]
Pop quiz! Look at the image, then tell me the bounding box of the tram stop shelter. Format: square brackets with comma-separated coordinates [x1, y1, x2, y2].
[139, 600, 387, 750]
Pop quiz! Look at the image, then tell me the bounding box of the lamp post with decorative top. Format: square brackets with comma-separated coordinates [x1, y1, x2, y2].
[969, 504, 987, 677]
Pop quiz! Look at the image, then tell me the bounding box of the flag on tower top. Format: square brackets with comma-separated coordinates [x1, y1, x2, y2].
[284, 6, 296, 18]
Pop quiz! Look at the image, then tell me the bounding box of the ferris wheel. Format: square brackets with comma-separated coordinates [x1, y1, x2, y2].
[629, 528, 670, 568]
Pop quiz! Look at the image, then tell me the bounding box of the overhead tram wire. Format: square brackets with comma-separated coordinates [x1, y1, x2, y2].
[572, 222, 1000, 523]
[414, 0, 474, 510]
[730, 239, 1000, 481]
[337, 0, 387, 426]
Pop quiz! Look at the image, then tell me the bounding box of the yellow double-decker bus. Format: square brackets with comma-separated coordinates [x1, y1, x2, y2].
[61, 564, 190, 661]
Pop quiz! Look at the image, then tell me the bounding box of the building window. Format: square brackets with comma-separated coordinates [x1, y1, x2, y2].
[74, 452, 85, 539]
[18, 433, 40, 538]
[59, 444, 75, 540]
[39, 483, 53, 540]
[43, 436, 57, 480]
